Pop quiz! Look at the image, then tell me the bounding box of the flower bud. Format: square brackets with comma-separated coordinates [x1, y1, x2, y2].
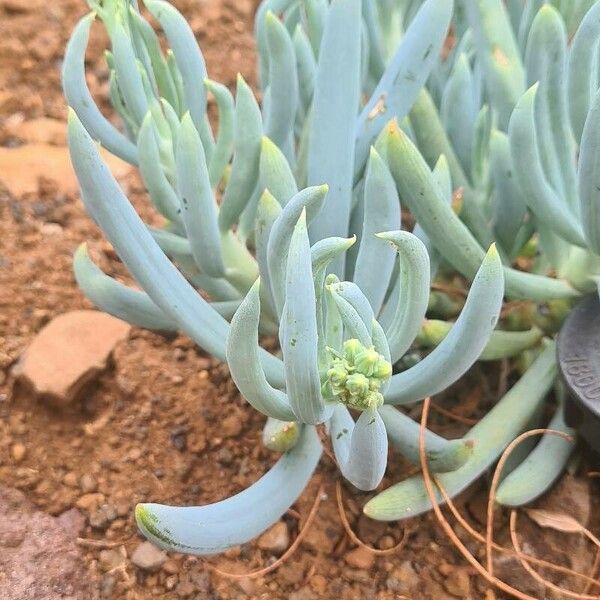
[346, 373, 370, 398]
[365, 391, 384, 409]
[372, 358, 392, 380]
[342, 339, 363, 365]
[354, 346, 381, 376]
[327, 364, 348, 395]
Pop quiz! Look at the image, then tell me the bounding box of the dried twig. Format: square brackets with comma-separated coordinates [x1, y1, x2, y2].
[418, 397, 537, 600]
[429, 401, 479, 425]
[509, 511, 600, 600]
[335, 479, 408, 555]
[485, 428, 574, 577]
[209, 484, 325, 580]
[76, 537, 131, 549]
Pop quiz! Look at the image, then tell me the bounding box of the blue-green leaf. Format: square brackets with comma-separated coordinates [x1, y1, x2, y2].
[578, 90, 600, 255]
[465, 0, 525, 128]
[489, 129, 528, 259]
[283, 211, 330, 424]
[176, 113, 225, 278]
[377, 231, 430, 363]
[353, 148, 401, 316]
[62, 14, 138, 165]
[144, 0, 210, 146]
[267, 185, 328, 316]
[74, 243, 175, 331]
[379, 405, 473, 473]
[331, 405, 388, 491]
[568, 1, 600, 143]
[255, 190, 282, 321]
[525, 5, 577, 210]
[495, 393, 575, 507]
[293, 24, 316, 113]
[307, 0, 361, 263]
[366, 342, 557, 520]
[385, 245, 503, 405]
[265, 11, 299, 151]
[355, 0, 454, 174]
[219, 76, 263, 232]
[111, 20, 148, 127]
[137, 113, 181, 223]
[508, 85, 585, 247]
[227, 281, 295, 420]
[259, 136, 298, 206]
[441, 53, 476, 175]
[67, 109, 284, 386]
[204, 79, 234, 188]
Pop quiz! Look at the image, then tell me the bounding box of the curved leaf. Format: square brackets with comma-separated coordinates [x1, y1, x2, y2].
[218, 76, 263, 232]
[62, 14, 138, 165]
[67, 110, 285, 386]
[353, 148, 401, 315]
[331, 405, 388, 491]
[137, 113, 181, 223]
[267, 185, 328, 316]
[227, 281, 295, 420]
[377, 231, 430, 363]
[355, 0, 454, 174]
[365, 342, 557, 520]
[74, 243, 175, 331]
[136, 425, 321, 554]
[385, 245, 503, 405]
[508, 85, 585, 247]
[204, 79, 234, 187]
[144, 0, 210, 145]
[496, 395, 575, 507]
[379, 405, 473, 473]
[176, 113, 225, 277]
[283, 211, 330, 424]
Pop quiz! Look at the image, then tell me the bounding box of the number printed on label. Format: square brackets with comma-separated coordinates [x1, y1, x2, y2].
[564, 355, 600, 400]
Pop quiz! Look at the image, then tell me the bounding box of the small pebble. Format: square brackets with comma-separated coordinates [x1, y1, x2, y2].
[344, 546, 375, 570]
[443, 568, 471, 598]
[63, 472, 78, 488]
[79, 473, 97, 493]
[130, 541, 167, 572]
[257, 521, 289, 555]
[11, 443, 26, 462]
[162, 559, 179, 575]
[221, 414, 242, 438]
[76, 492, 105, 512]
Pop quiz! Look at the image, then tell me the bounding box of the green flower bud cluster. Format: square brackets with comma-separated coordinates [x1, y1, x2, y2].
[324, 339, 392, 410]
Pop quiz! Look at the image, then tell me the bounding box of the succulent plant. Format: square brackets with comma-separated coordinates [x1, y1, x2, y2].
[69, 106, 505, 551]
[64, 0, 594, 558]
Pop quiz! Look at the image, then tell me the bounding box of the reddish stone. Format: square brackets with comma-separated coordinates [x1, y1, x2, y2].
[15, 310, 130, 406]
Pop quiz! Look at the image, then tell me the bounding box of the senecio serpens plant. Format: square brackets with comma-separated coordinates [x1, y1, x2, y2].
[62, 0, 600, 555]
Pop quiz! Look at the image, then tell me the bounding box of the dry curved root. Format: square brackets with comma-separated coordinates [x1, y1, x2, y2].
[209, 484, 324, 580]
[335, 478, 409, 556]
[418, 397, 600, 600]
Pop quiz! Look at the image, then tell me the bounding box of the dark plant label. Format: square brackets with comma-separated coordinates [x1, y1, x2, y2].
[557, 294, 600, 453]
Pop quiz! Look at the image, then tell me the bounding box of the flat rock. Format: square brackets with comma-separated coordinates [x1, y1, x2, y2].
[0, 485, 94, 598]
[15, 310, 130, 406]
[0, 142, 131, 197]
